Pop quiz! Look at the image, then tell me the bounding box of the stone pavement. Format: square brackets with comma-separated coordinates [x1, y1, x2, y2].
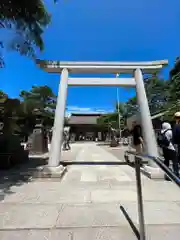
[0, 142, 180, 239]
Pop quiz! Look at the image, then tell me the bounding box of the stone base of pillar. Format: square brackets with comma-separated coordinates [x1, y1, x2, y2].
[22, 165, 67, 179]
[29, 152, 49, 159]
[39, 165, 67, 178]
[141, 165, 164, 179]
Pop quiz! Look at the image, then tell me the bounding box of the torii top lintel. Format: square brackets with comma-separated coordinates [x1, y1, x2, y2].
[36, 59, 168, 74]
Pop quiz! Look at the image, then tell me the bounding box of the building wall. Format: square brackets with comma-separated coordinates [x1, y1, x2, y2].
[70, 124, 106, 141]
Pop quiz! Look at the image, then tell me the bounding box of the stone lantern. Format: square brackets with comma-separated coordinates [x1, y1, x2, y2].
[26, 108, 48, 155]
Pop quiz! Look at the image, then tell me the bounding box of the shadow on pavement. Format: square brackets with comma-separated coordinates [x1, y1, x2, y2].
[0, 157, 48, 202]
[61, 161, 128, 166]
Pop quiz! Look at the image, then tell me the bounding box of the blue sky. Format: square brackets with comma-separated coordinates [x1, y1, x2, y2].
[0, 0, 180, 114]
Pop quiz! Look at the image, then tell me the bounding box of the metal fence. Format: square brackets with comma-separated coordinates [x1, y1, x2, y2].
[125, 150, 180, 240]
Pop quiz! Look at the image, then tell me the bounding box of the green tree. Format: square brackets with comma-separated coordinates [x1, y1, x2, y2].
[20, 85, 56, 131]
[0, 0, 52, 67]
[123, 97, 138, 118]
[144, 74, 169, 114]
[163, 57, 180, 120]
[97, 113, 118, 129]
[98, 74, 169, 129]
[123, 73, 169, 117]
[0, 86, 68, 140]
[97, 103, 129, 130]
[20, 85, 56, 112]
[0, 91, 21, 134]
[0, 90, 8, 99]
[169, 57, 180, 104]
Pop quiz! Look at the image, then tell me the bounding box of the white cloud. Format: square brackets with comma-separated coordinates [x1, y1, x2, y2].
[66, 106, 92, 112]
[65, 105, 113, 116]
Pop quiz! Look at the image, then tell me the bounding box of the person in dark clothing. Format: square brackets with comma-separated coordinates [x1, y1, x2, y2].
[160, 122, 179, 180]
[131, 121, 144, 153]
[173, 112, 180, 164]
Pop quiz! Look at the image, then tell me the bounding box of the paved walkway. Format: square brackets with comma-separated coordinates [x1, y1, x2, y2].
[0, 143, 180, 239]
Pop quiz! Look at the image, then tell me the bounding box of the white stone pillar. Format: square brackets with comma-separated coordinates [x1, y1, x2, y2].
[48, 68, 69, 167]
[134, 68, 158, 168]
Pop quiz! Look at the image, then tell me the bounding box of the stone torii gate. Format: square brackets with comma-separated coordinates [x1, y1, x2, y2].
[36, 60, 168, 178]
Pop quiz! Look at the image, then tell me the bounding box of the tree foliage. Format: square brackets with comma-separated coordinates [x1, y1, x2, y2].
[144, 74, 169, 114]
[0, 91, 22, 134]
[20, 85, 56, 113]
[122, 60, 180, 123]
[97, 113, 118, 128]
[19, 85, 57, 135]
[122, 96, 138, 118]
[0, 0, 52, 67]
[163, 57, 180, 120]
[121, 74, 169, 118]
[97, 72, 171, 129]
[97, 103, 128, 129]
[169, 58, 180, 103]
[0, 86, 57, 140]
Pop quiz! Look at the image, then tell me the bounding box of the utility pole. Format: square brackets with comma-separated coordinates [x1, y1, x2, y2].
[116, 73, 121, 140]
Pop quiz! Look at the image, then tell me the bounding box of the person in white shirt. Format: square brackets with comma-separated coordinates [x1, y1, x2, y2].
[161, 122, 179, 179]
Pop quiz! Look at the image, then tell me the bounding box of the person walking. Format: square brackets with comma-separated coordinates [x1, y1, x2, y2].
[131, 121, 144, 153]
[159, 122, 179, 180]
[66, 131, 71, 150]
[62, 127, 71, 151]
